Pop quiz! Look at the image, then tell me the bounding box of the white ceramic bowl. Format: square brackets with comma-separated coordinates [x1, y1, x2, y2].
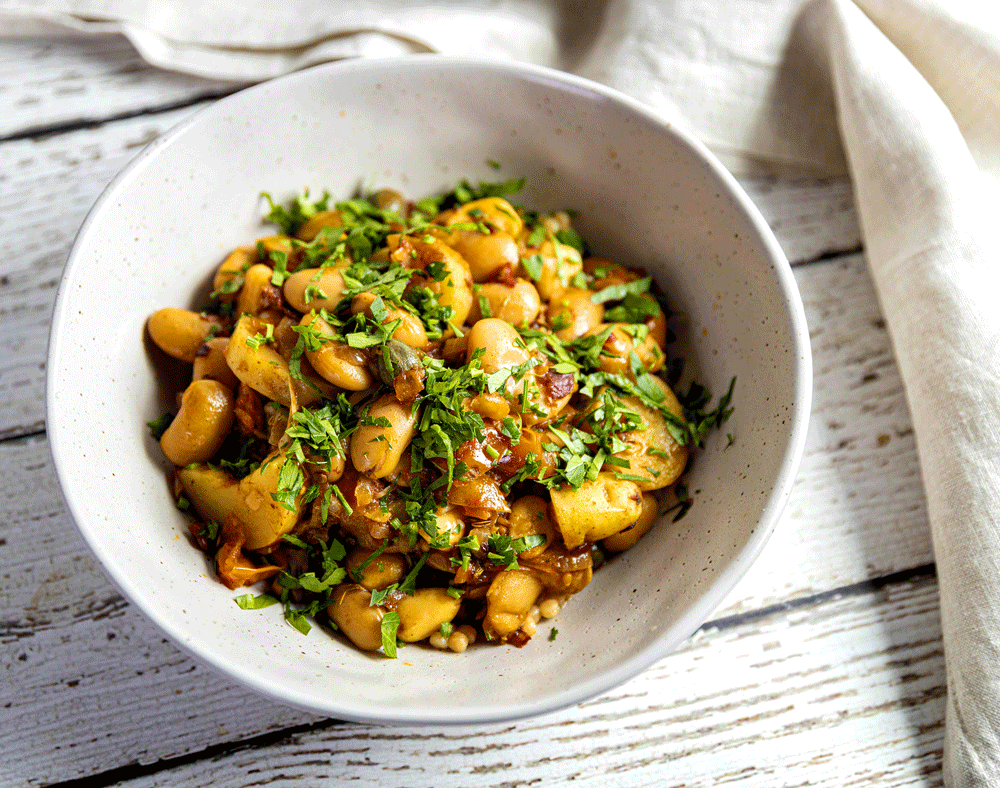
[48, 57, 811, 724]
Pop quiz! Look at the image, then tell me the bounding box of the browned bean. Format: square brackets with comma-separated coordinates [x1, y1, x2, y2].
[283, 265, 349, 313]
[328, 585, 386, 651]
[160, 379, 235, 466]
[547, 287, 605, 341]
[301, 313, 373, 391]
[192, 337, 238, 390]
[350, 394, 419, 478]
[469, 279, 541, 326]
[148, 308, 221, 363]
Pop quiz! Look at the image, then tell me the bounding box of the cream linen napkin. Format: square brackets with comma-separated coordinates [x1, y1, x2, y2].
[822, 1, 1000, 784]
[0, 0, 847, 175]
[7, 0, 1000, 782]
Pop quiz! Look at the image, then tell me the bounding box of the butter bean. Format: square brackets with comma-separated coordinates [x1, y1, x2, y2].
[345, 549, 407, 590]
[588, 323, 666, 376]
[296, 209, 343, 242]
[283, 266, 348, 313]
[602, 493, 660, 552]
[451, 197, 523, 237]
[469, 279, 541, 326]
[547, 287, 604, 341]
[160, 379, 235, 466]
[328, 585, 385, 651]
[507, 496, 556, 559]
[350, 292, 429, 349]
[192, 337, 238, 390]
[213, 246, 256, 302]
[225, 315, 335, 407]
[465, 318, 532, 383]
[420, 506, 466, 548]
[583, 257, 640, 289]
[350, 394, 419, 478]
[371, 188, 407, 214]
[148, 308, 222, 363]
[525, 240, 583, 301]
[446, 229, 519, 283]
[396, 588, 461, 643]
[484, 570, 543, 640]
[301, 313, 373, 391]
[390, 234, 474, 328]
[235, 263, 279, 317]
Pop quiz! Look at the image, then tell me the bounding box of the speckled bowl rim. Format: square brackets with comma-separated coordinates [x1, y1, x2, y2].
[47, 55, 812, 725]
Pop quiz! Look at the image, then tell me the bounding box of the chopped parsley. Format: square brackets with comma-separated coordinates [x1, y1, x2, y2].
[487, 533, 546, 570]
[146, 412, 174, 440]
[381, 612, 401, 658]
[262, 189, 330, 235]
[590, 276, 652, 305]
[679, 377, 737, 449]
[604, 292, 661, 323]
[521, 253, 544, 282]
[175, 178, 736, 653]
[235, 593, 280, 610]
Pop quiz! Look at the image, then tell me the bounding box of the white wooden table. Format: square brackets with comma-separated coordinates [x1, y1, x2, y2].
[1, 35, 944, 788]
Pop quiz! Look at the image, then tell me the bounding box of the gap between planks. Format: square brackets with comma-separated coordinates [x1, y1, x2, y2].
[0, 88, 241, 145]
[2, 417, 937, 785]
[26, 573, 946, 788]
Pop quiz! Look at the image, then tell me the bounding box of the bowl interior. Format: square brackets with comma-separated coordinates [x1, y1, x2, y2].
[48, 57, 810, 724]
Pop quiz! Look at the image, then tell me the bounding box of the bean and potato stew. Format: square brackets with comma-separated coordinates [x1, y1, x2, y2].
[146, 178, 733, 656]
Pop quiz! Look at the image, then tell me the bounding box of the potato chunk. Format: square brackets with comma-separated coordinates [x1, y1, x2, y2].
[176, 449, 304, 550]
[549, 473, 643, 549]
[610, 378, 689, 491]
[225, 315, 335, 408]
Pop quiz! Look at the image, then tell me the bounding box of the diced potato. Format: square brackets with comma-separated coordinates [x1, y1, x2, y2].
[225, 315, 335, 408]
[610, 378, 689, 491]
[549, 473, 643, 549]
[176, 449, 304, 549]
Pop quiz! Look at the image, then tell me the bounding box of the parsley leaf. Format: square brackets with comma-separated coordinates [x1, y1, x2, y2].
[235, 593, 280, 610]
[262, 189, 330, 235]
[604, 292, 661, 323]
[521, 254, 544, 282]
[590, 276, 652, 305]
[146, 413, 174, 440]
[555, 228, 588, 256]
[381, 611, 401, 658]
[680, 376, 737, 449]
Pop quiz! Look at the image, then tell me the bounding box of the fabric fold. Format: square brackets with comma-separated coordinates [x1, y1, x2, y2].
[822, 0, 1000, 784]
[7, 0, 1000, 781]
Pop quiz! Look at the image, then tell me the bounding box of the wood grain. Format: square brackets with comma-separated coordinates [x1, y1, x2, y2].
[0, 54, 941, 788]
[9, 570, 944, 787]
[722, 252, 932, 615]
[0, 37, 243, 140]
[1, 299, 934, 785]
[0, 102, 206, 439]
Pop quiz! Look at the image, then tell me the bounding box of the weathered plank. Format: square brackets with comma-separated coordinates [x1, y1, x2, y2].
[0, 33, 938, 788]
[1, 313, 934, 784]
[0, 102, 207, 439]
[722, 252, 932, 614]
[0, 36, 243, 139]
[740, 175, 860, 265]
[9, 568, 944, 788]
